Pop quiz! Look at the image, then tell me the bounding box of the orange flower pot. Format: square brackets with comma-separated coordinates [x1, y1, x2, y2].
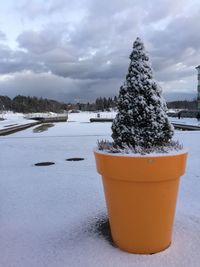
[94, 150, 188, 254]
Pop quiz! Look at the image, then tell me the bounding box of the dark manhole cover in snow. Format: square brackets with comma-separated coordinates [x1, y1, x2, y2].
[66, 158, 84, 161]
[34, 162, 55, 166]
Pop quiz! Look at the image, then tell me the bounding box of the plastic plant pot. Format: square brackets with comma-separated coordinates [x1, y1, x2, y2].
[94, 149, 188, 254]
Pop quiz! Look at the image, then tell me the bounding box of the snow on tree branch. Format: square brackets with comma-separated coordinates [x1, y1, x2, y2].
[111, 37, 174, 149]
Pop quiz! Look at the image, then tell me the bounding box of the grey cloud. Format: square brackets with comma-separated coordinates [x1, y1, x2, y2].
[70, 4, 141, 49]
[42, 48, 77, 63]
[164, 91, 196, 101]
[142, 0, 188, 23]
[0, 44, 46, 74]
[17, 29, 61, 54]
[0, 31, 7, 41]
[16, 20, 131, 80]
[16, 0, 88, 24]
[144, 10, 200, 91]
[0, 72, 80, 101]
[155, 65, 194, 83]
[17, 0, 68, 19]
[149, 12, 200, 64]
[1, 0, 200, 102]
[0, 71, 121, 102]
[45, 51, 128, 80]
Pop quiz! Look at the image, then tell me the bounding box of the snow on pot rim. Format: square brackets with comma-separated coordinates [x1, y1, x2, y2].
[94, 147, 188, 158]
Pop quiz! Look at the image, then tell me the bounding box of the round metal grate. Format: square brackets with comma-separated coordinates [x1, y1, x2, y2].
[34, 162, 55, 166]
[66, 158, 84, 161]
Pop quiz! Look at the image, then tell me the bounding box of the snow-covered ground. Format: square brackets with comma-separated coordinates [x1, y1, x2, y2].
[170, 117, 200, 126]
[0, 112, 69, 130]
[0, 111, 200, 267]
[0, 111, 37, 130]
[1, 111, 200, 131]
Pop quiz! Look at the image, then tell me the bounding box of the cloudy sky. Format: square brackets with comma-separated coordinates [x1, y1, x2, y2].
[0, 0, 199, 102]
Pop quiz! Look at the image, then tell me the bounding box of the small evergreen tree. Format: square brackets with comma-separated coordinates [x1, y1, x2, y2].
[111, 37, 174, 149]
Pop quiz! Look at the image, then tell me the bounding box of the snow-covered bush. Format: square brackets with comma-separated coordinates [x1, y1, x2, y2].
[111, 37, 174, 150]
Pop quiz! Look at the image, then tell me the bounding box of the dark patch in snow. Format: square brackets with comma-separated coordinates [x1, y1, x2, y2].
[88, 215, 116, 248]
[33, 123, 54, 133]
[34, 162, 55, 166]
[66, 158, 85, 161]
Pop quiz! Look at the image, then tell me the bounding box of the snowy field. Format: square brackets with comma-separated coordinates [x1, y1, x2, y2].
[0, 112, 37, 130]
[0, 112, 68, 130]
[1, 111, 200, 130]
[0, 112, 200, 267]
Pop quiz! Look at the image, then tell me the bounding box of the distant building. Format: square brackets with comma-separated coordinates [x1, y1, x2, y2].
[196, 65, 200, 109]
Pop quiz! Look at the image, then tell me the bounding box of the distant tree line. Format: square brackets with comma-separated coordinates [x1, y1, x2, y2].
[95, 96, 118, 111]
[0, 94, 198, 113]
[0, 95, 68, 113]
[68, 96, 118, 111]
[0, 95, 118, 113]
[71, 98, 198, 112]
[167, 100, 198, 110]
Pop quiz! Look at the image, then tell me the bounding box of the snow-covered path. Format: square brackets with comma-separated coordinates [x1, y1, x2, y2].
[0, 112, 200, 267]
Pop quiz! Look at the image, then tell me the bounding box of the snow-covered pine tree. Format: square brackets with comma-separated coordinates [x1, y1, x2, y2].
[111, 37, 174, 149]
